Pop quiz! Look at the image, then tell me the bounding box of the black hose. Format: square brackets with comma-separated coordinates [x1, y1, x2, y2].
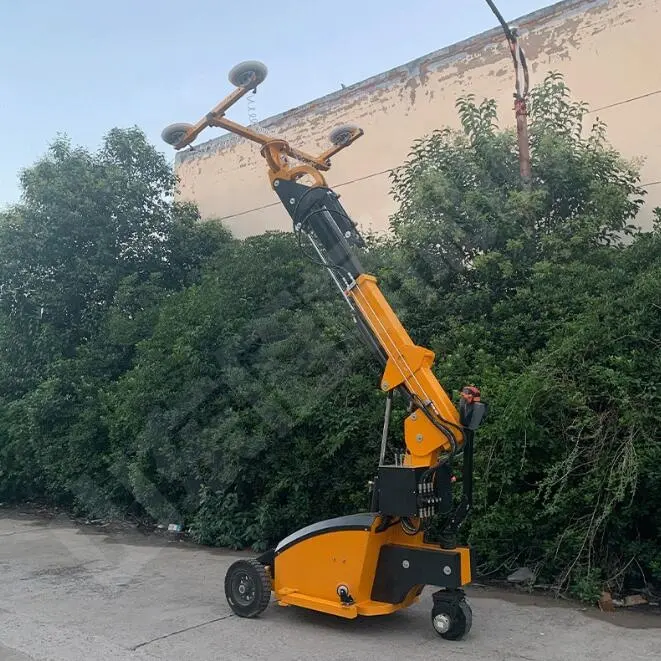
[485, 0, 516, 42]
[485, 0, 530, 98]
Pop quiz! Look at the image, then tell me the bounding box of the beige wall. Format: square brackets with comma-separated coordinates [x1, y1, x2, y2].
[174, 0, 661, 238]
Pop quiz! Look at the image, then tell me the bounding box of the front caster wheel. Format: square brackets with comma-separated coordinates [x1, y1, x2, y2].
[431, 598, 472, 640]
[224, 558, 271, 618]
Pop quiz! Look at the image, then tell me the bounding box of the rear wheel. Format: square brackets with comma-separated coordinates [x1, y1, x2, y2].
[224, 558, 271, 617]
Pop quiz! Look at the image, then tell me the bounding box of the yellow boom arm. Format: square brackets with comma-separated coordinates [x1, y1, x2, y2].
[347, 274, 463, 466]
[161, 61, 477, 474]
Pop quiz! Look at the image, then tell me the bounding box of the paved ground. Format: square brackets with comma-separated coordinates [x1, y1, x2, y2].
[1, 510, 659, 661]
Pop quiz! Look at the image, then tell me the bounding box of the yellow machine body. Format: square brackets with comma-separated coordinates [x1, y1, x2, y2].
[264, 512, 471, 619]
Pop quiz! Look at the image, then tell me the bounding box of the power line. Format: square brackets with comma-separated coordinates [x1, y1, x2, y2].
[213, 170, 661, 224]
[586, 89, 661, 115]
[214, 168, 395, 222]
[214, 200, 279, 222]
[211, 89, 661, 224]
[335, 168, 394, 189]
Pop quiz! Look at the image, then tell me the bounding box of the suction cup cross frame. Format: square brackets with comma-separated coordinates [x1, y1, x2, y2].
[161, 60, 363, 187]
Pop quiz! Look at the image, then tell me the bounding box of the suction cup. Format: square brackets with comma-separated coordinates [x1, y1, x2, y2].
[329, 123, 360, 146]
[161, 122, 194, 146]
[228, 60, 268, 88]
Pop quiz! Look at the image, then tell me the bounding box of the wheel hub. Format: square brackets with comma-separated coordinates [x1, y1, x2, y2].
[432, 613, 451, 634]
[232, 572, 255, 605]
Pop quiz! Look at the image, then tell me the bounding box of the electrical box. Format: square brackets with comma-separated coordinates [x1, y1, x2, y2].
[376, 466, 424, 517]
[375, 463, 454, 519]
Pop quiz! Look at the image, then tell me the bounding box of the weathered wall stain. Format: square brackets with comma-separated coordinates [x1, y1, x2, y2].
[174, 0, 660, 237]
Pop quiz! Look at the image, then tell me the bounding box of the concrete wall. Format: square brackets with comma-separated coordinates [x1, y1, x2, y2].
[174, 0, 661, 237]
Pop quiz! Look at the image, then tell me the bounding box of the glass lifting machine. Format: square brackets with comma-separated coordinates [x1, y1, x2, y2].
[161, 59, 487, 642]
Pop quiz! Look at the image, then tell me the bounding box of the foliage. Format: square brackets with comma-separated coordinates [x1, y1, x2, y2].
[101, 232, 383, 549]
[385, 72, 659, 595]
[0, 127, 231, 502]
[0, 74, 659, 601]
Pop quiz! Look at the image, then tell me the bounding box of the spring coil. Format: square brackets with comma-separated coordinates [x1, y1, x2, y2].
[246, 87, 267, 136]
[247, 89, 259, 127]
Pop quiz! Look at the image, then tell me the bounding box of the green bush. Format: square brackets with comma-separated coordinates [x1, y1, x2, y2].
[384, 72, 660, 594]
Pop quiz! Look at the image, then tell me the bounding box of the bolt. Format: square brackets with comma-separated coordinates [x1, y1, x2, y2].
[289, 198, 296, 205]
[274, 180, 280, 187]
[443, 566, 452, 575]
[382, 381, 389, 390]
[402, 560, 410, 569]
[416, 434, 423, 442]
[411, 412, 417, 420]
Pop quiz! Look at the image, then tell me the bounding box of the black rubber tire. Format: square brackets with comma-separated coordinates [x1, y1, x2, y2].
[431, 599, 472, 640]
[224, 558, 271, 618]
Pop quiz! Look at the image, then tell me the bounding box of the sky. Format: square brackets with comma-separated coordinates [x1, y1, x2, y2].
[0, 0, 550, 208]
